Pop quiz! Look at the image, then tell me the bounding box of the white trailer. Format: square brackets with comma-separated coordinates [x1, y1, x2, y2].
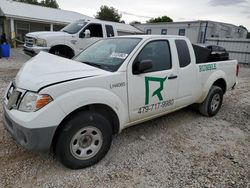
[206, 38, 250, 65]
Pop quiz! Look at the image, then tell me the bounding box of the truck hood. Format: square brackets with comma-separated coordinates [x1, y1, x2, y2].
[26, 31, 68, 39]
[15, 52, 107, 92]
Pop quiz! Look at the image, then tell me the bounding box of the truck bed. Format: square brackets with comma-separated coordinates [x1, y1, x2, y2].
[196, 59, 237, 102]
[192, 44, 229, 64]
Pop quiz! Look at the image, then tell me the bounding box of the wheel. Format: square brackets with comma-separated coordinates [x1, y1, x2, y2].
[51, 48, 68, 58]
[54, 49, 63, 57]
[199, 86, 223, 116]
[55, 111, 112, 169]
[49, 47, 74, 59]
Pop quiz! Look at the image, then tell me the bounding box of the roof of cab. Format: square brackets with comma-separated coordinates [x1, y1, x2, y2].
[112, 35, 188, 40]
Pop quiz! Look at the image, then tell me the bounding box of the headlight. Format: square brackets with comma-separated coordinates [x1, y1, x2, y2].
[35, 38, 47, 47]
[19, 92, 53, 112]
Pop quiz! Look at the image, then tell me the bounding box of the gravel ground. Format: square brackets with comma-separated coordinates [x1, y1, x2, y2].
[0, 49, 249, 187]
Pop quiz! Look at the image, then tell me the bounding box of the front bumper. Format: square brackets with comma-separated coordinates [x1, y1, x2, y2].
[3, 106, 57, 152]
[23, 45, 50, 57]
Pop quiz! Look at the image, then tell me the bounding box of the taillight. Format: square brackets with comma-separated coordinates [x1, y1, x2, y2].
[236, 64, 240, 77]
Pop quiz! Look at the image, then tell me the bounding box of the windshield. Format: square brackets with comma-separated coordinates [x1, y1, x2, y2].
[74, 38, 142, 72]
[62, 20, 88, 34]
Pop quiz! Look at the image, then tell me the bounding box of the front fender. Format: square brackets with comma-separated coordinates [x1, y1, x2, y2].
[198, 70, 226, 103]
[49, 42, 73, 49]
[46, 36, 75, 51]
[54, 87, 127, 129]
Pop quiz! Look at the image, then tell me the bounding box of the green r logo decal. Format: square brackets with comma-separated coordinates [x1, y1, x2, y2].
[145, 76, 168, 105]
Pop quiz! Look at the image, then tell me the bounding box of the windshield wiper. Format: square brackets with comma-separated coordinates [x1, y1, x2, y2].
[81, 61, 102, 68]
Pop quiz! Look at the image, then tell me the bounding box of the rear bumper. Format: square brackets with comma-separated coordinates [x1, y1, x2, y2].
[3, 106, 57, 152]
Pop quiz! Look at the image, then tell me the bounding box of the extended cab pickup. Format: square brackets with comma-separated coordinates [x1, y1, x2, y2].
[3, 35, 238, 169]
[23, 19, 142, 58]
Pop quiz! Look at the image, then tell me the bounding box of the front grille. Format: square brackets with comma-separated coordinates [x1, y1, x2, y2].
[6, 84, 22, 110]
[25, 36, 34, 47]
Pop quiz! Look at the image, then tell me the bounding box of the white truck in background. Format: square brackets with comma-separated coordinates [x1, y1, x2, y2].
[23, 19, 142, 58]
[4, 35, 238, 169]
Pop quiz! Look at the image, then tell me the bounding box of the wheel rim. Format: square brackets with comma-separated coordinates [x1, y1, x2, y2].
[54, 50, 60, 55]
[70, 126, 103, 160]
[54, 50, 65, 57]
[211, 93, 221, 112]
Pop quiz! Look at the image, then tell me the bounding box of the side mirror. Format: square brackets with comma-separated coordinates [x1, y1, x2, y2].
[79, 29, 91, 38]
[133, 60, 153, 74]
[84, 29, 91, 38]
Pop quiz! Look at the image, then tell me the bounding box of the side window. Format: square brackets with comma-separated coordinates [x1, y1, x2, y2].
[136, 40, 172, 73]
[175, 40, 191, 68]
[105, 25, 114, 37]
[161, 29, 167, 35]
[178, 29, 185, 36]
[83, 23, 103, 37]
[146, 29, 152, 34]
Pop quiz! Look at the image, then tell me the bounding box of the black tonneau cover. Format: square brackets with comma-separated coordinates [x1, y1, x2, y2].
[192, 44, 210, 64]
[192, 44, 229, 64]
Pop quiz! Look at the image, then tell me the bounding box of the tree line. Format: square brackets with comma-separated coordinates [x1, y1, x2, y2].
[13, 1, 250, 34]
[13, 0, 59, 9]
[95, 5, 173, 24]
[13, 1, 173, 23]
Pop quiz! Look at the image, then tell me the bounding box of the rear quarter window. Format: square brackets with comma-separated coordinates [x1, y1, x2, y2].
[105, 25, 115, 37]
[175, 40, 191, 68]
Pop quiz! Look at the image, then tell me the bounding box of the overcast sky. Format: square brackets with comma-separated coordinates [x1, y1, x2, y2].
[58, 0, 250, 30]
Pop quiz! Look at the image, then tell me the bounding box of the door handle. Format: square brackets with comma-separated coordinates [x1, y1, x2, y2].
[168, 75, 178, 79]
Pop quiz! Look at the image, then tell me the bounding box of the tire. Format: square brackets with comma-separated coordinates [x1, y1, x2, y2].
[50, 47, 74, 59]
[50, 48, 66, 58]
[55, 111, 112, 169]
[199, 86, 223, 117]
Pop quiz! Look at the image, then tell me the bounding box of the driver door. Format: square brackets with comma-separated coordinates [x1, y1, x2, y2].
[76, 23, 104, 53]
[127, 39, 179, 122]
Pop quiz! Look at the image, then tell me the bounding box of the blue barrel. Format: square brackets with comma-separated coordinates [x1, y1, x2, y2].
[1, 44, 10, 58]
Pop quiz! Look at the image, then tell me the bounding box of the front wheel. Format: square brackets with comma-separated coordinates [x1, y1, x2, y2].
[55, 111, 112, 169]
[49, 46, 74, 59]
[199, 86, 223, 116]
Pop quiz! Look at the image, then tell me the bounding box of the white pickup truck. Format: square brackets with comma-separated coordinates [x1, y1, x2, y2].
[23, 19, 142, 58]
[3, 35, 238, 169]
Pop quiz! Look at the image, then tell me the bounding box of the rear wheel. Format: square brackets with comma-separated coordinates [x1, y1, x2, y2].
[199, 86, 223, 116]
[55, 111, 112, 169]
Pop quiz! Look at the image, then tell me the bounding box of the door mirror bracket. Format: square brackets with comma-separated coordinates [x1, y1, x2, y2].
[133, 60, 153, 74]
[79, 29, 91, 38]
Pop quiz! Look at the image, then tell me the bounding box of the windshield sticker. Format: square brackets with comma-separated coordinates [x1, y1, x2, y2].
[199, 63, 217, 72]
[110, 52, 128, 59]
